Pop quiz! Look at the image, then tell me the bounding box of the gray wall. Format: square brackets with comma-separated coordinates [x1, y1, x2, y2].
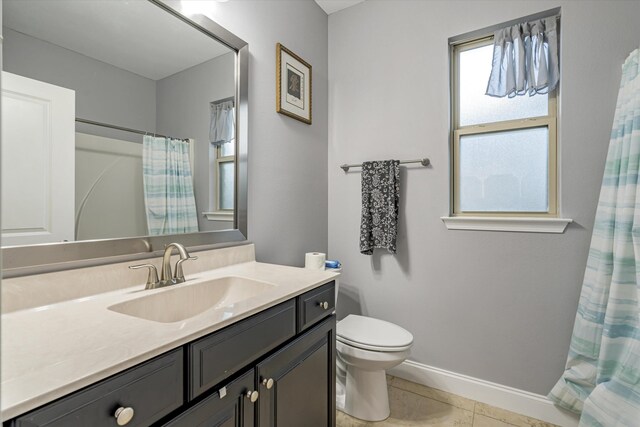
[328, 0, 640, 395]
[156, 53, 235, 232]
[2, 28, 156, 139]
[203, 0, 329, 265]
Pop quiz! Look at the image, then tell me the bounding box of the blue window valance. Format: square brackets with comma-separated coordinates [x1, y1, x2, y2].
[486, 17, 559, 98]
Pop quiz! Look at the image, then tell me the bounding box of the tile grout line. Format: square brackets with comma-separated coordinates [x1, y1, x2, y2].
[390, 384, 475, 415]
[476, 411, 520, 427]
[471, 400, 477, 426]
[390, 383, 475, 413]
[389, 384, 478, 425]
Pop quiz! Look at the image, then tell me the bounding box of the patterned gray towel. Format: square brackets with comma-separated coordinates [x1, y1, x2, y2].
[360, 160, 400, 255]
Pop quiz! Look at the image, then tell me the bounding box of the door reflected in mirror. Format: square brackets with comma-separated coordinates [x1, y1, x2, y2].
[1, 0, 237, 247]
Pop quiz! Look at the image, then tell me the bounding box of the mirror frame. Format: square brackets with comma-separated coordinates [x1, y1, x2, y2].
[1, 0, 249, 277]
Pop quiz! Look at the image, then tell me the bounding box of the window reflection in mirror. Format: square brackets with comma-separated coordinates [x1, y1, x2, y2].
[1, 0, 237, 247]
[206, 98, 235, 223]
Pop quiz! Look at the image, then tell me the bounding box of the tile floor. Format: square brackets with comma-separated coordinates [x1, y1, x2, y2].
[336, 376, 560, 427]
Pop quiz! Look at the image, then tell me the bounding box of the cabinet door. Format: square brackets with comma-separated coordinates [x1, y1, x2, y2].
[162, 369, 255, 427]
[256, 315, 336, 427]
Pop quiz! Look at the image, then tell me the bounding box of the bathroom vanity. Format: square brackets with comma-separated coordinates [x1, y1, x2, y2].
[1, 244, 338, 427]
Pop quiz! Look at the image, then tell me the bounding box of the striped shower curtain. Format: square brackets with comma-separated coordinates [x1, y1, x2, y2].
[142, 136, 199, 236]
[549, 49, 640, 426]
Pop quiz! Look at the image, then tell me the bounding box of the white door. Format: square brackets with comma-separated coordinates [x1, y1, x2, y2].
[1, 71, 75, 246]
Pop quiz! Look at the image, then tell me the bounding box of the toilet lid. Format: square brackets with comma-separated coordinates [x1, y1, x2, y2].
[337, 315, 413, 351]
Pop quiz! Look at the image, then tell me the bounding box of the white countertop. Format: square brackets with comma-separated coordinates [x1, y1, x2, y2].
[1, 248, 338, 421]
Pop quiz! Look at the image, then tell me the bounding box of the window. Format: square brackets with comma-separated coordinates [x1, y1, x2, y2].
[211, 142, 235, 220]
[451, 37, 557, 218]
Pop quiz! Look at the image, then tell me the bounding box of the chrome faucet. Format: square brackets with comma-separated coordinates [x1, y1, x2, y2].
[129, 242, 197, 289]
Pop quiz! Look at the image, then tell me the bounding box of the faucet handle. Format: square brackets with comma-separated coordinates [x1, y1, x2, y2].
[174, 256, 198, 283]
[129, 264, 160, 289]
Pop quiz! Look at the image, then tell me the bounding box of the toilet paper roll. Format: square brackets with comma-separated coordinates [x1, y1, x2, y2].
[305, 252, 326, 270]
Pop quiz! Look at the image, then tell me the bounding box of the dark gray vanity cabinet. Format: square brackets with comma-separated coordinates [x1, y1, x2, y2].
[7, 281, 336, 427]
[257, 317, 336, 427]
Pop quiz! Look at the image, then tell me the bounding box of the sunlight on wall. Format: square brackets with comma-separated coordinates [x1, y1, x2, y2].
[179, 1, 222, 18]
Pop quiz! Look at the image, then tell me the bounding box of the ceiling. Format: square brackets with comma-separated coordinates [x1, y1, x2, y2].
[314, 0, 366, 15]
[3, 0, 232, 81]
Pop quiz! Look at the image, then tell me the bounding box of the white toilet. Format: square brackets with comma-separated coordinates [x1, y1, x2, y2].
[335, 314, 413, 421]
[327, 266, 413, 421]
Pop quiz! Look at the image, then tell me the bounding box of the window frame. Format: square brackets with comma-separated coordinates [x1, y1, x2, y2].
[450, 36, 558, 218]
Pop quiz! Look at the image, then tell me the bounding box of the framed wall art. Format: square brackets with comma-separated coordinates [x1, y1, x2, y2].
[276, 43, 312, 124]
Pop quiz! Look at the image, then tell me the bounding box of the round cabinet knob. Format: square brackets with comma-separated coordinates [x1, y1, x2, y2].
[114, 406, 135, 426]
[246, 390, 259, 403]
[261, 377, 274, 389]
[318, 301, 329, 310]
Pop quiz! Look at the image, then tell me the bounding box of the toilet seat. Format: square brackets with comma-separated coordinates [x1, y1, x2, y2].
[337, 315, 413, 352]
[337, 335, 412, 352]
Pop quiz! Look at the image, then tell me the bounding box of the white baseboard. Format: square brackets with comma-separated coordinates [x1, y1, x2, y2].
[389, 360, 579, 427]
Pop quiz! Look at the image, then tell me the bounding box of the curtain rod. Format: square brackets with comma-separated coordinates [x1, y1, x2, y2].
[75, 118, 190, 142]
[211, 96, 235, 106]
[448, 8, 560, 45]
[340, 158, 430, 172]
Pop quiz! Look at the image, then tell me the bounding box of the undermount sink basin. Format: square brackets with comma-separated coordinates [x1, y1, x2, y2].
[108, 276, 276, 323]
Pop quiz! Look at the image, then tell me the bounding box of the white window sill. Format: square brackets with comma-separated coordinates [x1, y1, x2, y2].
[203, 211, 234, 222]
[441, 216, 573, 233]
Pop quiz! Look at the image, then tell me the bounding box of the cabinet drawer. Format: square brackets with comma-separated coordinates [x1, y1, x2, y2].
[189, 300, 296, 400]
[297, 281, 335, 332]
[14, 349, 183, 427]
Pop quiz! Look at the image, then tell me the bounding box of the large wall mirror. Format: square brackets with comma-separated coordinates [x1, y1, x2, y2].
[1, 0, 248, 275]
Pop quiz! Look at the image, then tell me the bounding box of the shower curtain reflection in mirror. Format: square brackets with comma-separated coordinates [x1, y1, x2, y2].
[142, 135, 199, 236]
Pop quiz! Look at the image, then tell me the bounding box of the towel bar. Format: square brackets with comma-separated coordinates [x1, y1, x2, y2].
[340, 158, 430, 172]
